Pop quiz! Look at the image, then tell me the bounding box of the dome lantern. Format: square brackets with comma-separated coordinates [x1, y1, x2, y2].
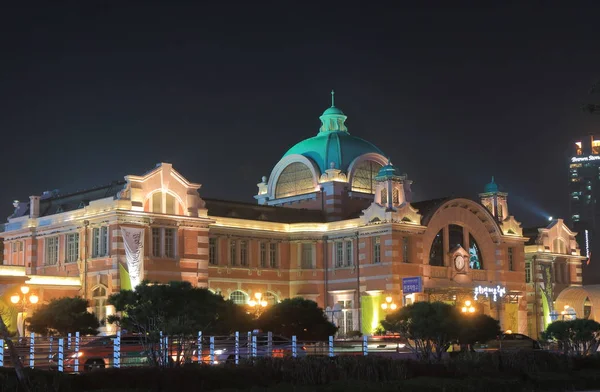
[319, 90, 348, 133]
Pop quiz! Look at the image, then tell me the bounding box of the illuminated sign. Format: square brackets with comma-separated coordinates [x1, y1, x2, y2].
[473, 285, 506, 302]
[402, 277, 422, 294]
[585, 229, 590, 258]
[571, 155, 600, 163]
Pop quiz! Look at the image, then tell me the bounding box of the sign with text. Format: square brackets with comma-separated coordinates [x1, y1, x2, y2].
[402, 277, 422, 294]
[473, 285, 506, 302]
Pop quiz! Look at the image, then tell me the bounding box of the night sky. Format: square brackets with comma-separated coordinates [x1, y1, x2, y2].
[1, 2, 599, 228]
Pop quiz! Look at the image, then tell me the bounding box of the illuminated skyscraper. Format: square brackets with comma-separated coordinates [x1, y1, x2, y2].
[568, 135, 600, 282]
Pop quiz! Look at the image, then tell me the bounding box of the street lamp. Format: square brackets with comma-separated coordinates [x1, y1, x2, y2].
[10, 285, 39, 337]
[381, 296, 397, 311]
[248, 292, 268, 317]
[461, 300, 476, 314]
[561, 304, 575, 320]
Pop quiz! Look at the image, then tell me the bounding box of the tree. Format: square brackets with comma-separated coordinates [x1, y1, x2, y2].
[542, 319, 600, 356]
[381, 301, 461, 362]
[26, 297, 99, 336]
[257, 298, 337, 341]
[107, 281, 252, 366]
[458, 313, 501, 350]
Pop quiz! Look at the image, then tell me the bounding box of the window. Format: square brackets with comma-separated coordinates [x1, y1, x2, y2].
[345, 241, 353, 267]
[380, 188, 388, 204]
[269, 243, 278, 268]
[337, 300, 355, 336]
[553, 238, 566, 254]
[448, 225, 463, 249]
[275, 162, 315, 199]
[301, 243, 314, 269]
[373, 236, 381, 264]
[150, 191, 181, 215]
[229, 290, 248, 305]
[260, 242, 267, 268]
[335, 242, 344, 268]
[469, 234, 483, 270]
[429, 230, 444, 266]
[151, 228, 177, 258]
[92, 286, 107, 325]
[525, 262, 531, 283]
[508, 247, 514, 271]
[230, 240, 237, 266]
[351, 160, 383, 193]
[66, 233, 79, 263]
[209, 238, 218, 265]
[92, 227, 109, 258]
[264, 292, 279, 305]
[12, 241, 22, 253]
[45, 236, 59, 265]
[240, 240, 248, 266]
[497, 204, 504, 219]
[402, 237, 409, 263]
[392, 188, 400, 205]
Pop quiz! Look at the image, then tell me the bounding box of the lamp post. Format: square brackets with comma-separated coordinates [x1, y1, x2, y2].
[10, 285, 39, 337]
[461, 300, 476, 314]
[248, 292, 268, 318]
[561, 304, 575, 321]
[381, 296, 397, 311]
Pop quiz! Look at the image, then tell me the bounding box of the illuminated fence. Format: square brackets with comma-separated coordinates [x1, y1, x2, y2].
[0, 332, 406, 372]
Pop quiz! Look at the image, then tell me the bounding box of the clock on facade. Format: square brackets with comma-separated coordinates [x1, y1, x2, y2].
[454, 255, 465, 271]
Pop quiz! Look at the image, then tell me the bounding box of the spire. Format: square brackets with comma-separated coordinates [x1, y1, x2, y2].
[331, 89, 335, 107]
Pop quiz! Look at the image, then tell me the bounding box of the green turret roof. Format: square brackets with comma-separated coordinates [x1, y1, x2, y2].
[484, 176, 499, 193]
[282, 91, 386, 173]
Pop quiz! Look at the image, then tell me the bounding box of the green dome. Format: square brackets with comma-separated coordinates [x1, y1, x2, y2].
[375, 163, 400, 179]
[283, 131, 385, 174]
[322, 106, 344, 116]
[484, 176, 498, 193]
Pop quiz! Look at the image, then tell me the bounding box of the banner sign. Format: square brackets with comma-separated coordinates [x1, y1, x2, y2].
[473, 285, 506, 302]
[121, 227, 145, 289]
[402, 277, 422, 294]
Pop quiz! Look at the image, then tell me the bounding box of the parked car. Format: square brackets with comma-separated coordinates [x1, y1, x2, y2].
[201, 333, 307, 363]
[472, 332, 541, 352]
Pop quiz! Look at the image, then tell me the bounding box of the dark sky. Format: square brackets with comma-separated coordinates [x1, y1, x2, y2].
[1, 2, 599, 227]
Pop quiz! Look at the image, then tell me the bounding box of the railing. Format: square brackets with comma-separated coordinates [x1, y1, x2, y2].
[0, 332, 409, 373]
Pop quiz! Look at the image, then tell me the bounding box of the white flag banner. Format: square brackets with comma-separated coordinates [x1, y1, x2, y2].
[121, 226, 145, 289]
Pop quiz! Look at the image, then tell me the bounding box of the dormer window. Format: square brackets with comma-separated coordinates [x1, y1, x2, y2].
[150, 191, 181, 215]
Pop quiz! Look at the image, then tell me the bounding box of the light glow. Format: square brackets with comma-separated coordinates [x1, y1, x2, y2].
[10, 295, 19, 304]
[20, 286, 30, 295]
[585, 230, 590, 258]
[26, 275, 81, 287]
[29, 294, 39, 304]
[571, 155, 600, 163]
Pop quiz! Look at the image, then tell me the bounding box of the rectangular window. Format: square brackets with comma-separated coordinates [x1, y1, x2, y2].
[335, 242, 344, 268]
[240, 240, 248, 266]
[402, 237, 409, 263]
[12, 242, 18, 253]
[152, 228, 161, 257]
[260, 242, 267, 268]
[230, 240, 237, 266]
[209, 238, 218, 265]
[269, 243, 278, 268]
[508, 247, 514, 271]
[525, 262, 531, 283]
[301, 243, 313, 269]
[66, 233, 79, 263]
[92, 227, 109, 258]
[345, 241, 353, 267]
[164, 228, 176, 258]
[45, 236, 59, 265]
[373, 236, 381, 264]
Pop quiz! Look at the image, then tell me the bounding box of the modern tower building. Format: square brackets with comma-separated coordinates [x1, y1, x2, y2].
[569, 135, 600, 282]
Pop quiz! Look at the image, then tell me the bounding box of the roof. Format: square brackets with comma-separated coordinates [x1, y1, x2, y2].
[283, 131, 385, 174]
[10, 181, 126, 219]
[522, 227, 541, 245]
[484, 176, 499, 193]
[204, 198, 326, 223]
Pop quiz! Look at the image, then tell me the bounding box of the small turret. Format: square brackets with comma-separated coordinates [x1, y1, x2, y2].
[479, 176, 508, 221]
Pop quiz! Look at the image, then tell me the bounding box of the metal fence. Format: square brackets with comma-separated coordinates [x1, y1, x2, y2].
[0, 332, 408, 373]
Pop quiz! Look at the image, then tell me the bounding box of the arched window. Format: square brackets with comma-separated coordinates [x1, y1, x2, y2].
[429, 229, 444, 266]
[264, 292, 279, 305]
[92, 285, 108, 325]
[229, 290, 249, 305]
[469, 234, 483, 270]
[275, 162, 315, 198]
[150, 191, 182, 215]
[553, 238, 567, 254]
[380, 188, 387, 204]
[584, 297, 592, 319]
[351, 160, 383, 194]
[392, 188, 400, 204]
[448, 225, 464, 249]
